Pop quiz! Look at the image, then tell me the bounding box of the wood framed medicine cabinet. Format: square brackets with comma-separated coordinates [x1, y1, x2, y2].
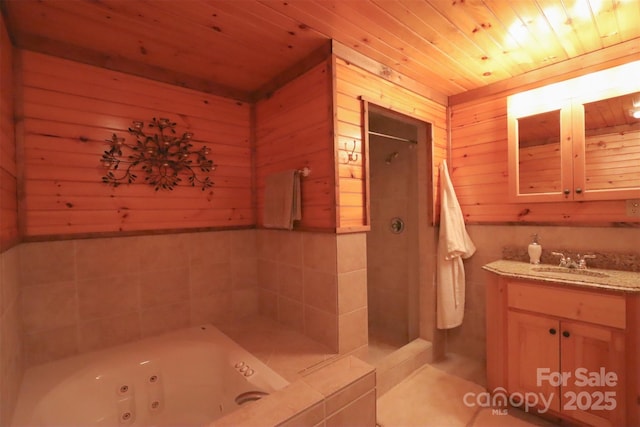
[507, 60, 640, 203]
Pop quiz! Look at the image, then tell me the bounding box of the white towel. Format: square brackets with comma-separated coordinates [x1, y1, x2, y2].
[436, 160, 476, 329]
[263, 170, 301, 230]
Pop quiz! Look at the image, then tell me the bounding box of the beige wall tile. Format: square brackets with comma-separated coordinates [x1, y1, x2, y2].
[0, 247, 23, 427]
[233, 288, 259, 319]
[140, 301, 190, 337]
[139, 234, 190, 272]
[231, 258, 258, 289]
[75, 236, 140, 279]
[189, 231, 231, 265]
[19, 241, 75, 286]
[190, 291, 234, 325]
[337, 269, 367, 315]
[278, 296, 304, 333]
[304, 270, 337, 313]
[2, 300, 22, 368]
[139, 268, 189, 308]
[259, 289, 278, 321]
[371, 288, 407, 337]
[258, 229, 281, 261]
[279, 264, 303, 301]
[325, 389, 376, 427]
[1, 246, 19, 316]
[15, 230, 261, 368]
[24, 326, 78, 366]
[304, 306, 338, 351]
[336, 233, 367, 274]
[257, 230, 343, 348]
[278, 402, 325, 427]
[78, 312, 141, 352]
[20, 282, 77, 334]
[190, 262, 232, 297]
[230, 229, 257, 258]
[1, 298, 22, 403]
[279, 232, 304, 266]
[259, 259, 279, 292]
[77, 273, 139, 321]
[338, 308, 368, 354]
[303, 233, 336, 273]
[324, 371, 375, 416]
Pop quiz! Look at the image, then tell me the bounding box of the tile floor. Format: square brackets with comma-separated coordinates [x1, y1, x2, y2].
[378, 353, 560, 427]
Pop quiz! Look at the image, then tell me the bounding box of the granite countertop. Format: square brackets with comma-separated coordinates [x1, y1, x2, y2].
[483, 259, 640, 293]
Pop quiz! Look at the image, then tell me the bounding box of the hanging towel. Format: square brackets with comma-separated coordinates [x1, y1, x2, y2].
[436, 160, 476, 329]
[263, 170, 301, 230]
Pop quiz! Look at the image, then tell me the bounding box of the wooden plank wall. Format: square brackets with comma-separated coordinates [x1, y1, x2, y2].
[584, 132, 640, 191]
[450, 74, 638, 225]
[18, 51, 253, 238]
[518, 142, 562, 194]
[0, 13, 18, 251]
[334, 56, 448, 228]
[255, 59, 335, 231]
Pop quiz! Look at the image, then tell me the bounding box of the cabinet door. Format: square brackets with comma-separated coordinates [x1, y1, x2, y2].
[507, 61, 640, 203]
[507, 96, 573, 203]
[572, 90, 640, 201]
[507, 310, 561, 413]
[560, 320, 625, 427]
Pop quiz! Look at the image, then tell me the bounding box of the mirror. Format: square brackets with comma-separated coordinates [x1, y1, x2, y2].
[517, 109, 562, 194]
[583, 91, 640, 192]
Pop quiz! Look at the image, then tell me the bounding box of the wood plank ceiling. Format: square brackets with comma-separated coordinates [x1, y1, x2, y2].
[2, 0, 640, 101]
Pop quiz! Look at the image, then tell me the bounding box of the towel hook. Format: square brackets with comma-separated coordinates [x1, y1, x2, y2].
[344, 140, 359, 164]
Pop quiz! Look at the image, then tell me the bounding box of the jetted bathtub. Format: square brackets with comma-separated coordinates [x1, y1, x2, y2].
[12, 324, 289, 426]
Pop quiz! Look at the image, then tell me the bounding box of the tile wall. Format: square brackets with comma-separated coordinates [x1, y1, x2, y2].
[336, 233, 369, 354]
[0, 245, 22, 426]
[446, 225, 640, 362]
[18, 229, 259, 367]
[257, 230, 368, 354]
[367, 137, 418, 343]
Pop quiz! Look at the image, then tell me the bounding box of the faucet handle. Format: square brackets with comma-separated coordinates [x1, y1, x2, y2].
[551, 252, 566, 267]
[577, 254, 596, 269]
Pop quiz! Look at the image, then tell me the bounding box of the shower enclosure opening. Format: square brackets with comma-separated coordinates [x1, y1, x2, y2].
[365, 106, 432, 364]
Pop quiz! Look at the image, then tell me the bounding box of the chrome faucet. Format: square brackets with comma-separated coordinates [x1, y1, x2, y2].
[552, 252, 568, 267]
[552, 252, 596, 269]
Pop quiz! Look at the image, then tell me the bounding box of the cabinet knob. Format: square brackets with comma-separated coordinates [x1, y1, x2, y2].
[563, 188, 571, 195]
[549, 328, 557, 335]
[575, 187, 583, 194]
[562, 330, 571, 338]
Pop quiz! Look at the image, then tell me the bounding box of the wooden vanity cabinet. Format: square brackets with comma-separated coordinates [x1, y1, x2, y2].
[486, 276, 639, 427]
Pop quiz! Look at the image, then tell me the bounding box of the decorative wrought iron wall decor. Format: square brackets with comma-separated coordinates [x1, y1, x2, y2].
[101, 118, 216, 191]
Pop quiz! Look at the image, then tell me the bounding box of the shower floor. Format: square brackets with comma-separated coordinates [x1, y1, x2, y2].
[367, 332, 407, 365]
[365, 327, 410, 365]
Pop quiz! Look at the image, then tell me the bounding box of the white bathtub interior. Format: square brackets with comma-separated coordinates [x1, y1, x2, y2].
[11, 324, 289, 427]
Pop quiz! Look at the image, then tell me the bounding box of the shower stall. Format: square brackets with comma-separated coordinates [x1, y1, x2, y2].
[365, 105, 435, 363]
